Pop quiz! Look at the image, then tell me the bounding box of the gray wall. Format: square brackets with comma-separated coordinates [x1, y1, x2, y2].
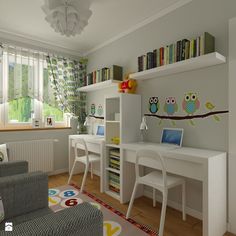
[86, 0, 236, 216]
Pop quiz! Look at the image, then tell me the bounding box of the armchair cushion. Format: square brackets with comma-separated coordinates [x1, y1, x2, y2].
[0, 172, 48, 219]
[0, 161, 28, 177]
[0, 203, 103, 236]
[0, 145, 8, 163]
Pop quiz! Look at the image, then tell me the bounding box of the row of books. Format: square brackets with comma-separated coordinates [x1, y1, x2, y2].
[109, 149, 120, 170]
[108, 171, 120, 193]
[138, 32, 215, 72]
[86, 65, 123, 86]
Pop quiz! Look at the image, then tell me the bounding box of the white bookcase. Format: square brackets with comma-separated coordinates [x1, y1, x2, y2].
[104, 93, 141, 200]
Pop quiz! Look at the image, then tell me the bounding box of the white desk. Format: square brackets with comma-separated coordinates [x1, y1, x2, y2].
[68, 134, 105, 192]
[120, 142, 227, 236]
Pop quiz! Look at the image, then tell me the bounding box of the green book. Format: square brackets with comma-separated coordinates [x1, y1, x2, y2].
[200, 32, 215, 55]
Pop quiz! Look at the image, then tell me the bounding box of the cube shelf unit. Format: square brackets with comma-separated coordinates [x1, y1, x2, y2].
[104, 94, 141, 200]
[130, 52, 226, 81]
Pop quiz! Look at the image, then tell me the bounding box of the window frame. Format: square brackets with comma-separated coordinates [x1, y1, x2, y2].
[0, 51, 67, 129]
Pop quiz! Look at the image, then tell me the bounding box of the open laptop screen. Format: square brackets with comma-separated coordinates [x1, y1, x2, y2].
[161, 128, 183, 147]
[96, 125, 104, 136]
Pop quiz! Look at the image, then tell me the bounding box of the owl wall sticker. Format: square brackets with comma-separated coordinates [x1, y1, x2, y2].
[90, 103, 96, 115]
[149, 97, 159, 114]
[182, 92, 200, 115]
[97, 104, 103, 116]
[164, 97, 178, 115]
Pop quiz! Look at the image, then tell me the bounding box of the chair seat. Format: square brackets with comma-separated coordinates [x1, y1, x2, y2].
[138, 171, 184, 189]
[75, 154, 100, 164]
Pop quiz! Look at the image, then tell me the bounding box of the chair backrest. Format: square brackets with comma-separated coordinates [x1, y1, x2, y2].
[74, 138, 89, 163]
[136, 149, 167, 187]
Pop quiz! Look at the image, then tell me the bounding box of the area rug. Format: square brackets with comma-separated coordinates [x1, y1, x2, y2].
[48, 184, 157, 236]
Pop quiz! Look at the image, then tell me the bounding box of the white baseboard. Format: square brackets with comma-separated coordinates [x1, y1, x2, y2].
[49, 168, 68, 176]
[143, 189, 202, 220]
[48, 168, 101, 177]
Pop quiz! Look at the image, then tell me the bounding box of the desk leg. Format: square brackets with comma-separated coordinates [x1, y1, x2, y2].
[100, 142, 104, 193]
[203, 156, 227, 236]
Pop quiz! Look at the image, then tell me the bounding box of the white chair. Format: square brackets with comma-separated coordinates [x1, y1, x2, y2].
[126, 149, 186, 236]
[68, 138, 100, 192]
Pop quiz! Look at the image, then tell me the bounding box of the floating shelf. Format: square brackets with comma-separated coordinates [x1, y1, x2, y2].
[130, 52, 226, 81]
[105, 120, 120, 123]
[78, 79, 120, 92]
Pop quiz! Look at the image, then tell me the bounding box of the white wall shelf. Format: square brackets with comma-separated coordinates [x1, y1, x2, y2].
[130, 52, 226, 81]
[106, 144, 120, 148]
[78, 79, 120, 92]
[106, 120, 120, 123]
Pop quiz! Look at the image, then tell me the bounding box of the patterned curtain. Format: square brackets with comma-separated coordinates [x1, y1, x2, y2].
[46, 55, 87, 133]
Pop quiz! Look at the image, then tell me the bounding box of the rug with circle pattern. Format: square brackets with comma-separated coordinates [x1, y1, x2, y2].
[48, 184, 157, 236]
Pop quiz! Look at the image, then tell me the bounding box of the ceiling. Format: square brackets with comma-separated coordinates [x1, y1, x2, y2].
[0, 0, 191, 56]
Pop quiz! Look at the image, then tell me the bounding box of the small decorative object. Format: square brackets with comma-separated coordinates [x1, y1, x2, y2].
[90, 104, 96, 116]
[0, 144, 8, 163]
[118, 74, 137, 94]
[41, 0, 92, 37]
[97, 104, 103, 116]
[45, 116, 55, 128]
[32, 118, 42, 128]
[111, 137, 120, 145]
[164, 97, 178, 115]
[149, 97, 159, 114]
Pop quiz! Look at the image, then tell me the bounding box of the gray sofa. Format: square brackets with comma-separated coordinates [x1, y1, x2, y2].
[0, 171, 103, 236]
[0, 160, 28, 177]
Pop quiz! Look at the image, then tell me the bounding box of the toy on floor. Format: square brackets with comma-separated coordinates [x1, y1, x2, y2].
[118, 74, 137, 94]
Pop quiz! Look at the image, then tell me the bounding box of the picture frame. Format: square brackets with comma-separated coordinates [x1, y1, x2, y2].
[32, 118, 42, 128]
[45, 116, 55, 128]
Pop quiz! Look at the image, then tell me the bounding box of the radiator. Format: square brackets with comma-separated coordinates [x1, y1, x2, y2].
[7, 139, 55, 172]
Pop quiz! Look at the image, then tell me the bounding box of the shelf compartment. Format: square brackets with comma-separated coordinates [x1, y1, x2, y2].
[77, 79, 120, 92]
[105, 190, 120, 200]
[130, 52, 226, 81]
[106, 167, 120, 174]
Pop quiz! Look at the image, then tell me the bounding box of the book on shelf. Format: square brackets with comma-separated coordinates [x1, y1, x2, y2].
[85, 65, 123, 86]
[137, 31, 216, 72]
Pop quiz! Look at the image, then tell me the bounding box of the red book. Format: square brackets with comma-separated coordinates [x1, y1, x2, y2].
[159, 47, 164, 66]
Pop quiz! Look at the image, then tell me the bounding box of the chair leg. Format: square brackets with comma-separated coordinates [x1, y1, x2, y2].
[182, 181, 186, 221]
[159, 190, 168, 236]
[80, 163, 89, 193]
[68, 160, 77, 184]
[91, 162, 93, 179]
[126, 182, 139, 219]
[153, 188, 156, 207]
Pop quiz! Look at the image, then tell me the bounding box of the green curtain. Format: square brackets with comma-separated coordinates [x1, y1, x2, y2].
[46, 55, 87, 133]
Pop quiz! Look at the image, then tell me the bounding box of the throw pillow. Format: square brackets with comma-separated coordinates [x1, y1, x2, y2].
[0, 144, 8, 162]
[0, 196, 4, 223]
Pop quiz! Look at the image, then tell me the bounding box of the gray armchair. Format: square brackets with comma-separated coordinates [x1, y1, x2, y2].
[0, 172, 103, 236]
[0, 161, 28, 177]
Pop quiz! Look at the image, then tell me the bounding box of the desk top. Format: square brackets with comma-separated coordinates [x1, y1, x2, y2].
[121, 142, 226, 164]
[69, 134, 105, 144]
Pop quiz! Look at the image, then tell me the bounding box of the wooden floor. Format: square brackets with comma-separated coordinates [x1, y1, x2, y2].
[49, 173, 234, 236]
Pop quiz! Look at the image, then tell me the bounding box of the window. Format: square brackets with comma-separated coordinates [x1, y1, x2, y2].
[0, 48, 66, 128]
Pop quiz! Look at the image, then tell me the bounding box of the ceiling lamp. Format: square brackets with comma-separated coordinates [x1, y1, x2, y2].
[42, 0, 92, 37]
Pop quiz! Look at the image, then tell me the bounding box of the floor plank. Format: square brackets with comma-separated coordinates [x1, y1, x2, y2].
[48, 173, 234, 236]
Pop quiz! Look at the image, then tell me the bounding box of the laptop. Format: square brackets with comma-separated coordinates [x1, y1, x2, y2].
[96, 125, 105, 137]
[160, 128, 184, 147]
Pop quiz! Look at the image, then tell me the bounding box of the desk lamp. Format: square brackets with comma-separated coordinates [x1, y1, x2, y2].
[140, 116, 148, 142]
